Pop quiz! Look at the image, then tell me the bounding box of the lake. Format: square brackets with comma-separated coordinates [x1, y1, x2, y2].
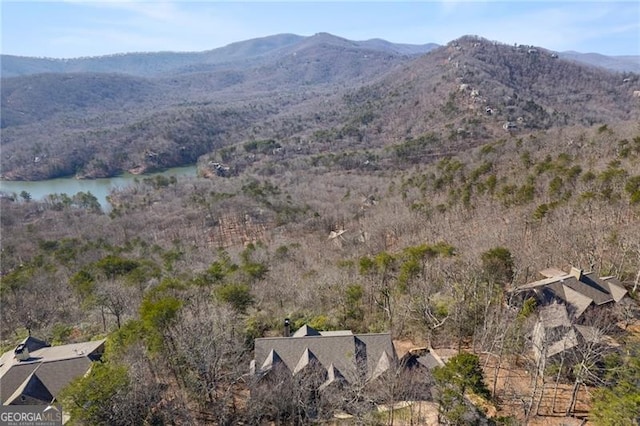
[0, 165, 198, 212]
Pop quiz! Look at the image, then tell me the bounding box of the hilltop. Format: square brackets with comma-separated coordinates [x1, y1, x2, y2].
[343, 36, 638, 143]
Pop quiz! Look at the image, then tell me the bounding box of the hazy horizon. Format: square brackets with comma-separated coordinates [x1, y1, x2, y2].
[2, 1, 639, 59]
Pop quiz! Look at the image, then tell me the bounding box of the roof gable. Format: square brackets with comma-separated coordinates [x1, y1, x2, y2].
[261, 349, 284, 372]
[255, 335, 357, 377]
[293, 348, 322, 375]
[599, 277, 628, 303]
[542, 281, 567, 304]
[371, 351, 392, 380]
[318, 363, 346, 391]
[574, 324, 604, 343]
[5, 368, 54, 405]
[561, 285, 593, 318]
[292, 325, 321, 337]
[0, 364, 40, 404]
[534, 303, 614, 361]
[326, 363, 345, 382]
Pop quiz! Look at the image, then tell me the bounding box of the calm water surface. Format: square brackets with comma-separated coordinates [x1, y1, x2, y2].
[0, 165, 198, 212]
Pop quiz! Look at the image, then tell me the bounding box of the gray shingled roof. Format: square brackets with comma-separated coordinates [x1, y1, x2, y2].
[0, 338, 105, 405]
[517, 267, 628, 319]
[538, 303, 572, 329]
[293, 348, 321, 375]
[0, 363, 41, 405]
[21, 337, 50, 353]
[574, 324, 603, 343]
[398, 351, 441, 371]
[292, 325, 321, 337]
[371, 350, 393, 380]
[534, 303, 612, 361]
[416, 353, 441, 370]
[4, 367, 54, 405]
[260, 349, 284, 373]
[325, 363, 345, 382]
[254, 326, 396, 383]
[563, 285, 592, 318]
[319, 330, 353, 337]
[593, 275, 627, 302]
[546, 328, 579, 358]
[564, 274, 613, 305]
[32, 358, 93, 396]
[318, 363, 346, 391]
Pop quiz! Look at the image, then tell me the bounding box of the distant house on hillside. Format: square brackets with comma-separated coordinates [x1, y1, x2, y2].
[0, 336, 105, 405]
[515, 267, 632, 370]
[514, 266, 628, 321]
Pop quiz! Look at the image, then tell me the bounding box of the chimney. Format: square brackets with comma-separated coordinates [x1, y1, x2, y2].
[14, 343, 30, 361]
[569, 267, 583, 281]
[284, 318, 291, 337]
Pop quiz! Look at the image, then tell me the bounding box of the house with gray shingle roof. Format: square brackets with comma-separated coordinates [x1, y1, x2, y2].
[515, 267, 631, 369]
[515, 266, 628, 320]
[251, 324, 443, 422]
[251, 324, 397, 389]
[0, 336, 105, 406]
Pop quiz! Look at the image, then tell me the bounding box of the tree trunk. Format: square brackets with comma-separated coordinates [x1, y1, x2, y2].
[492, 354, 502, 397]
[566, 378, 580, 416]
[551, 352, 565, 413]
[527, 353, 544, 421]
[534, 375, 546, 416]
[101, 306, 107, 332]
[526, 373, 539, 420]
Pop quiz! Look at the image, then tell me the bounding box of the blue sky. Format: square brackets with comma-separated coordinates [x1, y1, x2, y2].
[1, 1, 639, 58]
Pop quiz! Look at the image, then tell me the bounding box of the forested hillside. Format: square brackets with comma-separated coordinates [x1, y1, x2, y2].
[1, 34, 639, 424]
[2, 35, 637, 181]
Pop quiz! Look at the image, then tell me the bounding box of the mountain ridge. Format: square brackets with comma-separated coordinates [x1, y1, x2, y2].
[1, 34, 638, 181]
[2, 32, 637, 78]
[559, 51, 640, 74]
[0, 33, 438, 78]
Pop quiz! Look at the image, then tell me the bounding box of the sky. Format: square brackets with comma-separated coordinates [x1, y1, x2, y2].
[1, 1, 639, 59]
